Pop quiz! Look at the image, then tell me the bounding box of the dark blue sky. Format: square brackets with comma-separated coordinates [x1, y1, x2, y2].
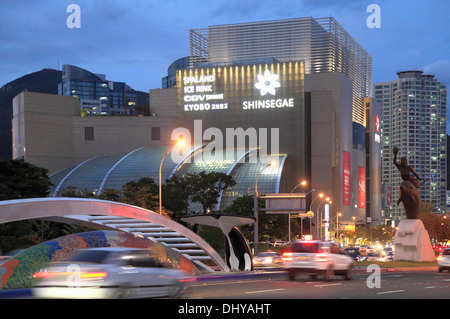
[1, 0, 449, 129]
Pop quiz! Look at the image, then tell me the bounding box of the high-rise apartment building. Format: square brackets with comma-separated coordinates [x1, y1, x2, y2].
[375, 70, 447, 219]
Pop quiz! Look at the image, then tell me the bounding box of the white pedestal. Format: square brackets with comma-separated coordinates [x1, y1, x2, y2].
[394, 219, 435, 262]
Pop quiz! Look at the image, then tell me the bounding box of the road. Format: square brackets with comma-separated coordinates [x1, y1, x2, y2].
[187, 269, 450, 299]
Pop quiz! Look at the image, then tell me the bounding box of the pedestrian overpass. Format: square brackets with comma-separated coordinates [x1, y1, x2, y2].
[0, 197, 229, 272]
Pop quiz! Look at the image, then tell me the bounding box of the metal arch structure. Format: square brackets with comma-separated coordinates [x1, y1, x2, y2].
[0, 197, 229, 272]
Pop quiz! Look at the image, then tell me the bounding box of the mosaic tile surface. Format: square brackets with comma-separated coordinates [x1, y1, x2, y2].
[0, 230, 200, 289]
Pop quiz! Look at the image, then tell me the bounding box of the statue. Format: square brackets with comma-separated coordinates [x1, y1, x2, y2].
[393, 146, 424, 189]
[392, 147, 435, 262]
[393, 147, 422, 219]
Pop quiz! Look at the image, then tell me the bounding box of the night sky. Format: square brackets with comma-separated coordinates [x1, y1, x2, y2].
[1, 0, 449, 129]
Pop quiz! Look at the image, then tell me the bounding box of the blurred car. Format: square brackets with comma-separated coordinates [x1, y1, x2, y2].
[382, 247, 393, 256]
[366, 246, 375, 254]
[359, 245, 368, 256]
[343, 247, 361, 260]
[32, 247, 194, 299]
[273, 241, 286, 247]
[282, 241, 354, 281]
[365, 252, 381, 261]
[253, 251, 282, 268]
[382, 251, 394, 261]
[437, 248, 450, 272]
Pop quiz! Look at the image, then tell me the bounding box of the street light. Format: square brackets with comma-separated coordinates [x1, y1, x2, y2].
[254, 161, 274, 255]
[159, 139, 184, 215]
[290, 180, 307, 193]
[288, 180, 309, 243]
[317, 197, 331, 240]
[307, 193, 324, 238]
[336, 212, 342, 246]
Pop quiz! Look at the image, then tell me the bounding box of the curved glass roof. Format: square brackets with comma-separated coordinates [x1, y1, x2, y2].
[49, 146, 287, 211]
[219, 154, 287, 209]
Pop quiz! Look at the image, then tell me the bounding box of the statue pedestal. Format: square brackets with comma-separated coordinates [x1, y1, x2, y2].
[394, 219, 435, 262]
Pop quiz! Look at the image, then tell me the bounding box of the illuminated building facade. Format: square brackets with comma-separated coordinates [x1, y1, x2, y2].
[189, 17, 372, 127]
[12, 16, 383, 240]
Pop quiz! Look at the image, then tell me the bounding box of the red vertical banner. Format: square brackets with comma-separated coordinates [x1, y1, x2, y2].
[386, 186, 391, 206]
[358, 166, 366, 208]
[343, 151, 351, 206]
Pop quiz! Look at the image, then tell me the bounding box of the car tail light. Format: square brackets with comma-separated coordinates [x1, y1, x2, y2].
[437, 255, 443, 262]
[179, 277, 196, 284]
[32, 270, 108, 281]
[282, 252, 293, 262]
[315, 253, 328, 262]
[33, 271, 60, 279]
[79, 272, 108, 280]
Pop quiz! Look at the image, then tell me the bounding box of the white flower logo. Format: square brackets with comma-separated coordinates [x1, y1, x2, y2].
[255, 70, 280, 96]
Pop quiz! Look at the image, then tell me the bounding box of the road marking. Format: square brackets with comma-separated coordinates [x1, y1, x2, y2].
[424, 286, 436, 289]
[245, 288, 285, 294]
[377, 290, 405, 295]
[314, 283, 342, 288]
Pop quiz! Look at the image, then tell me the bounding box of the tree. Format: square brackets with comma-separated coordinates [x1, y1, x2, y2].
[121, 177, 159, 209]
[0, 159, 56, 252]
[0, 159, 52, 200]
[185, 171, 236, 214]
[162, 175, 191, 219]
[56, 186, 97, 198]
[223, 194, 291, 242]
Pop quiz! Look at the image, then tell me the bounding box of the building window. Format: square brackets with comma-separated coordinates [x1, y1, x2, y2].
[85, 127, 94, 141]
[152, 127, 160, 141]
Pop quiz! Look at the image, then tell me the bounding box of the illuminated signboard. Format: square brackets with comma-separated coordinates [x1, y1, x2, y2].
[176, 61, 304, 113]
[343, 151, 351, 206]
[374, 113, 380, 143]
[358, 166, 366, 208]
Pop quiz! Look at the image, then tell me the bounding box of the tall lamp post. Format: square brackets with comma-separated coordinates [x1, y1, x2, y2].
[316, 198, 331, 240]
[335, 212, 342, 246]
[289, 181, 307, 243]
[290, 180, 307, 193]
[308, 193, 324, 238]
[254, 162, 273, 255]
[159, 139, 184, 215]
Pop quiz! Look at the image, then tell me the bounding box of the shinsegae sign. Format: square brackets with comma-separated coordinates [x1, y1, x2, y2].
[177, 61, 303, 113]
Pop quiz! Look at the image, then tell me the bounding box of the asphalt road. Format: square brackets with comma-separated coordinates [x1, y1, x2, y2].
[187, 269, 450, 299]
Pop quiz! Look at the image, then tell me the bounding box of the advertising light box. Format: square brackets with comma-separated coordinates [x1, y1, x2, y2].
[176, 61, 304, 114]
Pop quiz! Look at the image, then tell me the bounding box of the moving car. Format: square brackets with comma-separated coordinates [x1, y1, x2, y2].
[253, 251, 282, 268]
[282, 241, 354, 281]
[365, 252, 381, 261]
[32, 247, 194, 299]
[437, 248, 450, 272]
[382, 251, 394, 261]
[343, 247, 360, 260]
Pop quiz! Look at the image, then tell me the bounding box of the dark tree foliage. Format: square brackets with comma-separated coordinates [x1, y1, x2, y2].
[0, 159, 52, 200]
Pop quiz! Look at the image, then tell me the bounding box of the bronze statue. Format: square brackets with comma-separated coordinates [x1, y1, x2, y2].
[393, 146, 424, 188]
[393, 147, 421, 219]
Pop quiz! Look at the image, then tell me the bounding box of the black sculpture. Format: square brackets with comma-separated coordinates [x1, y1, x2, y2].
[393, 147, 421, 219]
[181, 214, 255, 271]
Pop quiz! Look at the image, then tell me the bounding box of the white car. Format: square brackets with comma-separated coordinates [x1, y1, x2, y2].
[253, 251, 283, 268]
[282, 241, 354, 281]
[32, 247, 194, 299]
[437, 248, 450, 272]
[365, 252, 381, 261]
